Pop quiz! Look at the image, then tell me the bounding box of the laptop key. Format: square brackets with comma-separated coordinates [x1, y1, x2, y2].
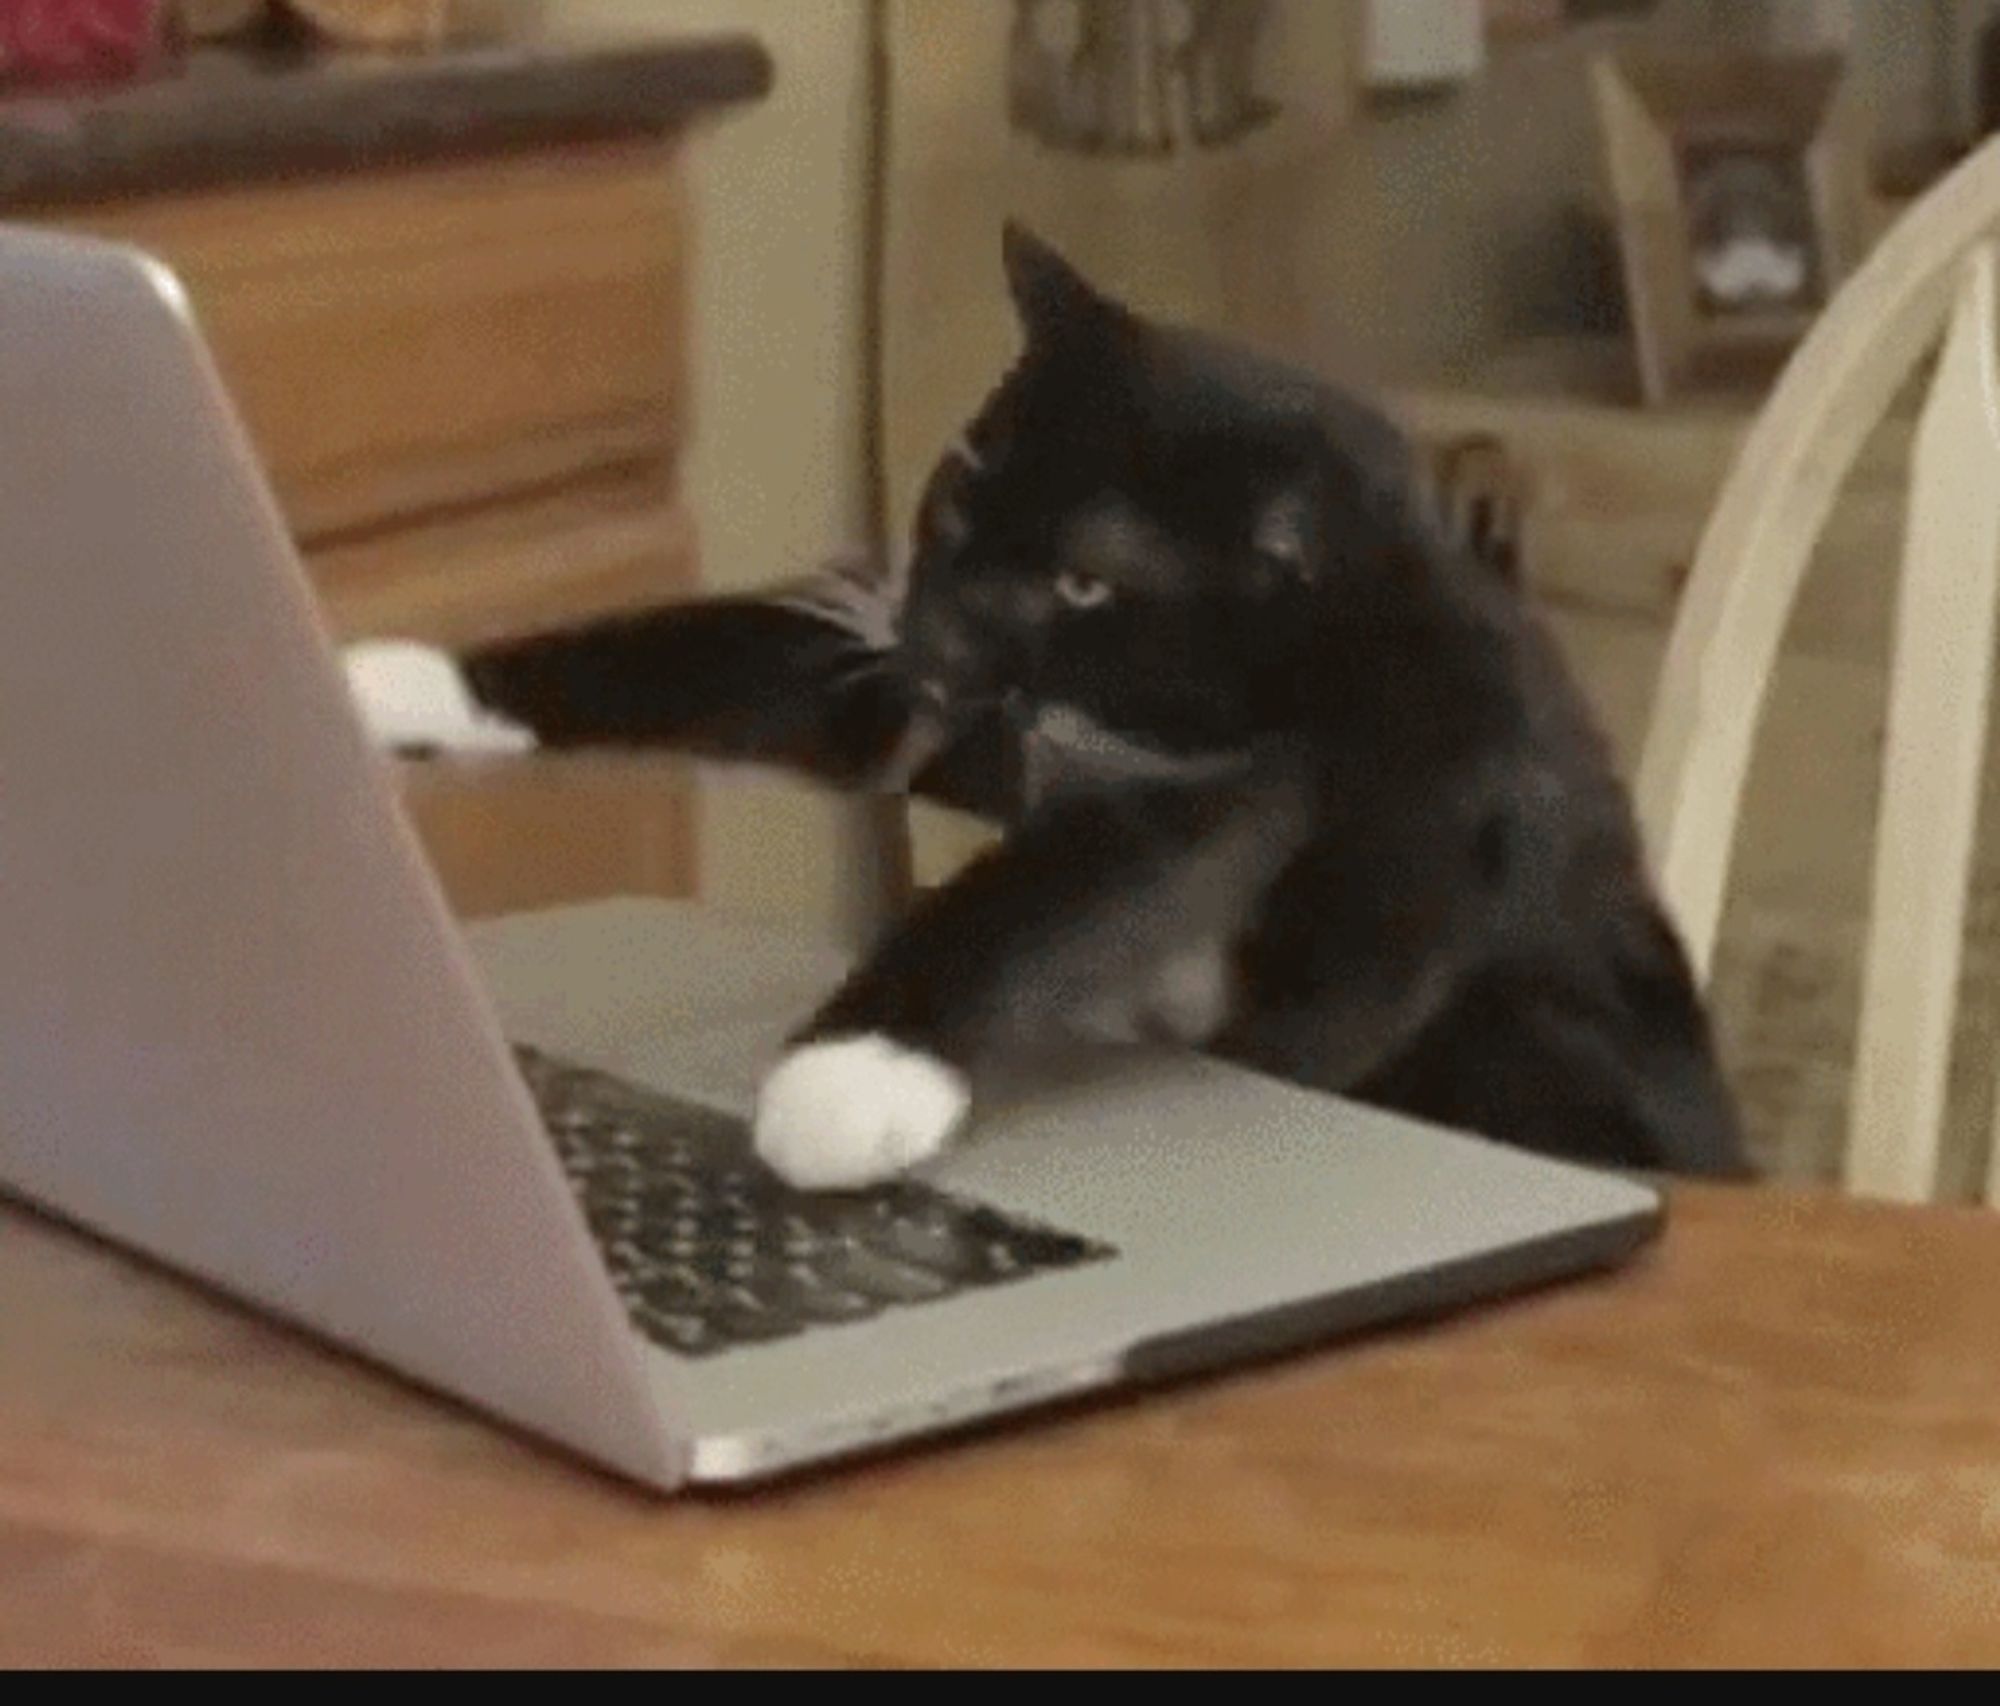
[813, 1234, 954, 1305]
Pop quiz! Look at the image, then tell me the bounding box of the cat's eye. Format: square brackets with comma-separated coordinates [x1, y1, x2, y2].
[1055, 568, 1113, 611]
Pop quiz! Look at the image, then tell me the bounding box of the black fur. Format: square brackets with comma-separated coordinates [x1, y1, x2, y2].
[464, 225, 1748, 1180]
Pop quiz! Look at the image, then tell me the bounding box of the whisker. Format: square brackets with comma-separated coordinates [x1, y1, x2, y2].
[770, 559, 901, 654]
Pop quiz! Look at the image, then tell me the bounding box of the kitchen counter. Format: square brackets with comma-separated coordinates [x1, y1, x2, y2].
[0, 29, 770, 206]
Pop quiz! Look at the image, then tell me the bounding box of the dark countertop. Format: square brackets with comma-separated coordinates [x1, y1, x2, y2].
[0, 31, 771, 207]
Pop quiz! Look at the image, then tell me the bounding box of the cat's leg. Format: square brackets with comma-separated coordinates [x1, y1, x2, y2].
[462, 560, 916, 786]
[342, 640, 537, 756]
[1209, 761, 1541, 1100]
[753, 774, 1312, 1188]
[347, 556, 1018, 818]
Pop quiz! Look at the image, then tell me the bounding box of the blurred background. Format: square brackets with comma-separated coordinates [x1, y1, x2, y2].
[8, 0, 2000, 1193]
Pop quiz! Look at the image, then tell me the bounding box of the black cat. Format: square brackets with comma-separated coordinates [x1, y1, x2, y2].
[454, 226, 1749, 1190]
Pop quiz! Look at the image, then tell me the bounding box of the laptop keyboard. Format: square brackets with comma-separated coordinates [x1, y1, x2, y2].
[514, 1045, 1116, 1359]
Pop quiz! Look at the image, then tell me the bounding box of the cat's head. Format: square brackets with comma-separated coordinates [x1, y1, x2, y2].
[899, 225, 1428, 760]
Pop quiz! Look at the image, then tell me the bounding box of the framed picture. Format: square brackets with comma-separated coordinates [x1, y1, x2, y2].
[1592, 49, 1876, 405]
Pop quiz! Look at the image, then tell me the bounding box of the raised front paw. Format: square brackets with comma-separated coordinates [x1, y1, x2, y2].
[341, 639, 536, 757]
[753, 1034, 970, 1191]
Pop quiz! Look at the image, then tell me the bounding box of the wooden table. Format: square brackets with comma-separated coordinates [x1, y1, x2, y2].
[3, 1184, 1998, 1667]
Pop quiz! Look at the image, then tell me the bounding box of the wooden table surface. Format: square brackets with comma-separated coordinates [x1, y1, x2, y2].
[3, 1183, 1998, 1667]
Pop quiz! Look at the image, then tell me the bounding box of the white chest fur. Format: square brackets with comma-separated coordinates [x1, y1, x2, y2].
[1145, 940, 1237, 1041]
[1023, 705, 1257, 1049]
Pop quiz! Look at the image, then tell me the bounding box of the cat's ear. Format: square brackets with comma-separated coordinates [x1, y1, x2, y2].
[1002, 222, 1127, 348]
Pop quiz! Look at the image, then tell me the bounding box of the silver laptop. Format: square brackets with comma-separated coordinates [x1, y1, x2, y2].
[0, 228, 1662, 1492]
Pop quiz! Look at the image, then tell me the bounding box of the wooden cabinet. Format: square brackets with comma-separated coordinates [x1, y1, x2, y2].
[21, 139, 703, 916]
[398, 755, 696, 922]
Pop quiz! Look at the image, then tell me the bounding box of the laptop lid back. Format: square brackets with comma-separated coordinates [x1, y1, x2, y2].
[0, 230, 678, 1488]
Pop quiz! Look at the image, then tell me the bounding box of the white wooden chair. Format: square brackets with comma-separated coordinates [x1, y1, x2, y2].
[1638, 134, 2000, 1206]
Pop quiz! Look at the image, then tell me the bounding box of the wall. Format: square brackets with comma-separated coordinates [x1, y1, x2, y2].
[1274, 0, 1994, 391]
[1279, 20, 1630, 386]
[1281, 0, 1982, 389]
[563, 0, 877, 936]
[876, 8, 1665, 496]
[1731, 0, 1991, 143]
[879, 0, 1363, 540]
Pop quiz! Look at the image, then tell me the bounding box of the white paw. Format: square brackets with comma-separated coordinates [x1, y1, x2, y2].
[341, 640, 536, 757]
[753, 1034, 970, 1191]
